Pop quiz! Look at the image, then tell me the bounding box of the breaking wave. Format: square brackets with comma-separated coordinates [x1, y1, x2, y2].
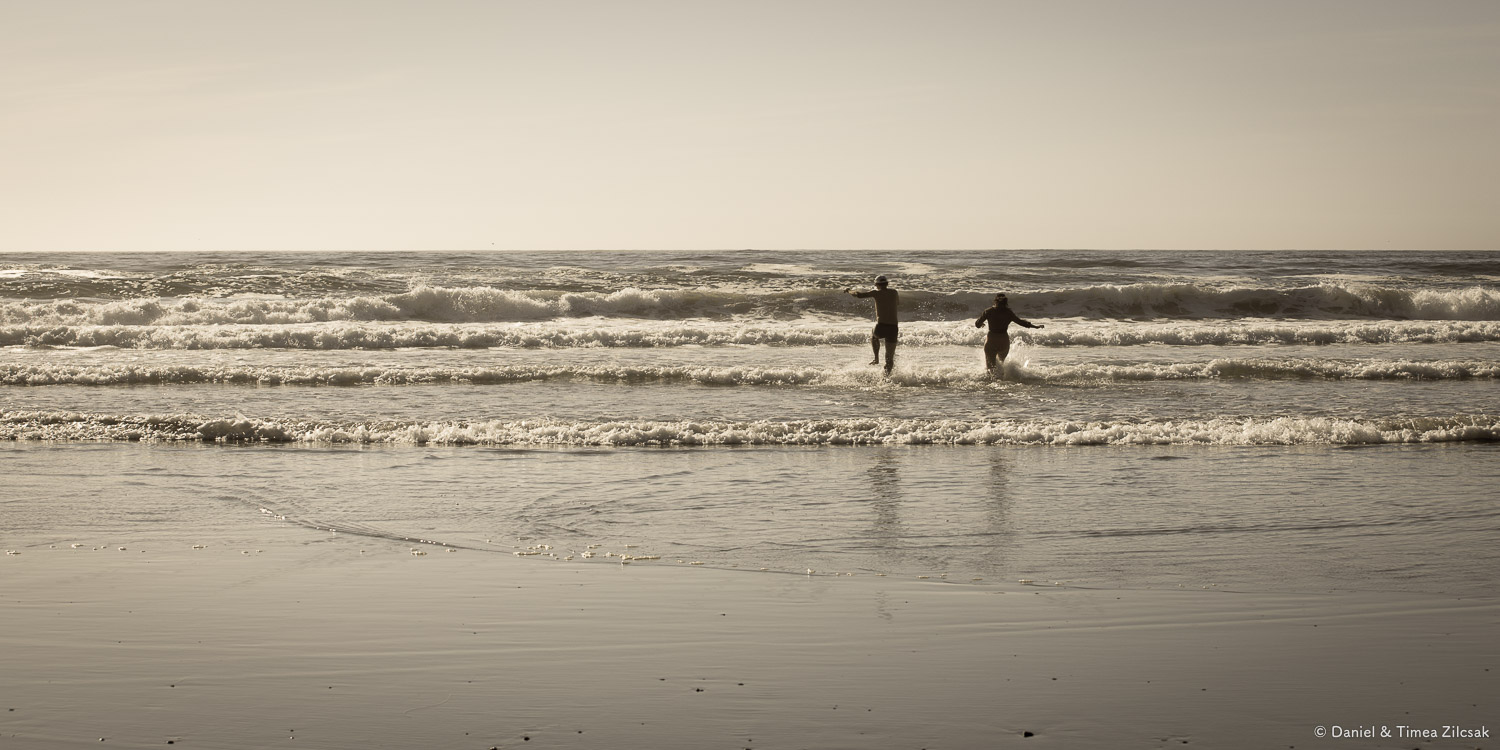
[3, 357, 1498, 388]
[4, 411, 1495, 446]
[8, 320, 1500, 350]
[2, 283, 1496, 328]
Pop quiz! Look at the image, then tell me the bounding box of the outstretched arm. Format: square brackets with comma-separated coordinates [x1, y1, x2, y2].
[1012, 310, 1044, 329]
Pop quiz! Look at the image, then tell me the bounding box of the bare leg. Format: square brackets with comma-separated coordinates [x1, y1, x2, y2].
[869, 335, 880, 365]
[883, 339, 895, 374]
[984, 337, 1008, 374]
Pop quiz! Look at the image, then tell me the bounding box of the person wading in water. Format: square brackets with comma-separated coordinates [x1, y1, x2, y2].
[846, 275, 899, 375]
[974, 293, 1044, 373]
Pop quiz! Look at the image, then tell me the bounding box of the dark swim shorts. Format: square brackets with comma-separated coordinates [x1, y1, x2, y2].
[872, 323, 899, 340]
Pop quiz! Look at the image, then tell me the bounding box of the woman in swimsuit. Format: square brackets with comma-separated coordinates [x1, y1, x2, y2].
[974, 293, 1043, 372]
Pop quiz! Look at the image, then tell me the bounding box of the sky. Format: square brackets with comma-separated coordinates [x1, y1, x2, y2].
[3, 0, 1497, 252]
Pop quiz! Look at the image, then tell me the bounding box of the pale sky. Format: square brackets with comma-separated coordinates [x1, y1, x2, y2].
[3, 0, 1497, 252]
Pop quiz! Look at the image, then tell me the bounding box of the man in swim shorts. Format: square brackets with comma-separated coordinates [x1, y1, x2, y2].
[974, 293, 1044, 372]
[846, 275, 899, 374]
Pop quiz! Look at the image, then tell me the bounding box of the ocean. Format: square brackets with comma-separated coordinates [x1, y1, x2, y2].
[4, 249, 1498, 595]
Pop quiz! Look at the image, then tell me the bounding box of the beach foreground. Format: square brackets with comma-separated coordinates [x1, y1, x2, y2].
[3, 525, 1494, 750]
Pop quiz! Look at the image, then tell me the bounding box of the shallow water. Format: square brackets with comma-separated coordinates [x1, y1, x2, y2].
[6, 441, 1497, 596]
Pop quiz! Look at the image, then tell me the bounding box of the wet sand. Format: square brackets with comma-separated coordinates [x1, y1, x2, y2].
[2, 531, 1495, 750]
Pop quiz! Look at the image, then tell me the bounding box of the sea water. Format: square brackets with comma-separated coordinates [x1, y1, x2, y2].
[2, 250, 1497, 594]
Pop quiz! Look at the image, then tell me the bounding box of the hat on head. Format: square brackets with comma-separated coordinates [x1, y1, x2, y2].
[875, 275, 888, 286]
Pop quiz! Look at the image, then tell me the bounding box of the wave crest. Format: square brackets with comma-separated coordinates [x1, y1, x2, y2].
[4, 411, 1494, 446]
[4, 358, 1495, 387]
[7, 320, 1500, 350]
[3, 283, 1496, 327]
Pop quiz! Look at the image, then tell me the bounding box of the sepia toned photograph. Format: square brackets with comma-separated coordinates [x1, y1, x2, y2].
[3, 2, 1496, 748]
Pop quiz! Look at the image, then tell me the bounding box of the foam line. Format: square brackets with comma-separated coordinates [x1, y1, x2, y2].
[4, 411, 1496, 446]
[6, 320, 1499, 350]
[3, 358, 1495, 387]
[3, 283, 1496, 327]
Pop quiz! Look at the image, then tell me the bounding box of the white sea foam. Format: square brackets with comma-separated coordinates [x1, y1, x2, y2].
[4, 410, 1494, 446]
[3, 283, 1496, 327]
[4, 357, 1495, 387]
[1019, 283, 1500, 321]
[740, 263, 832, 276]
[7, 319, 1499, 350]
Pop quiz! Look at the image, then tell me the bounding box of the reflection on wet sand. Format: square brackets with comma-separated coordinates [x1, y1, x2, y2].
[983, 449, 1013, 574]
[863, 448, 1018, 580]
[864, 449, 909, 573]
[867, 449, 903, 538]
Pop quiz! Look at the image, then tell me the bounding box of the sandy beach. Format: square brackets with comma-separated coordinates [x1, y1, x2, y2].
[3, 522, 1494, 750]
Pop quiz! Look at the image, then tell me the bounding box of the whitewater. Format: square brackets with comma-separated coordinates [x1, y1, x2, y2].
[3, 249, 1496, 446]
[3, 249, 1498, 594]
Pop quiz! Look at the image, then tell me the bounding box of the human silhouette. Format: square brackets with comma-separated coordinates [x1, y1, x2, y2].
[974, 293, 1043, 372]
[846, 275, 899, 374]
